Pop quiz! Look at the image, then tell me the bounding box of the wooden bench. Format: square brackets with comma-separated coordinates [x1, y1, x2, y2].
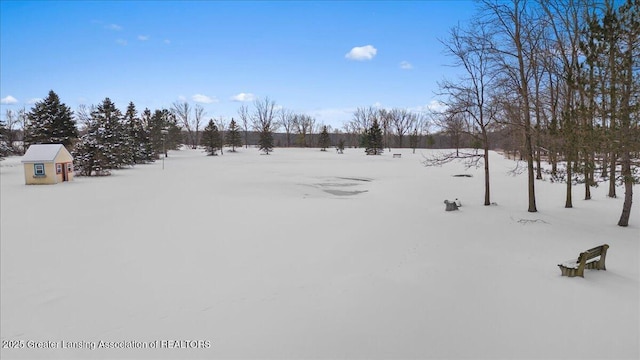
[558, 244, 609, 277]
[393, 153, 401, 158]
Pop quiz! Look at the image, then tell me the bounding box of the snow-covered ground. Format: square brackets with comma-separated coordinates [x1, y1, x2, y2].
[1, 147, 638, 359]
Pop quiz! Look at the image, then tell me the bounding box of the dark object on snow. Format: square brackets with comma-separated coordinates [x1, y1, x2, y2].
[558, 244, 609, 278]
[453, 174, 473, 177]
[444, 200, 459, 211]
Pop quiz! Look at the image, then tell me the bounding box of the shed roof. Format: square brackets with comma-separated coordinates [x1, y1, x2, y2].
[21, 144, 69, 163]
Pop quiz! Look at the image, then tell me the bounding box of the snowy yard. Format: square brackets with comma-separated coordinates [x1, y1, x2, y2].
[1, 147, 638, 359]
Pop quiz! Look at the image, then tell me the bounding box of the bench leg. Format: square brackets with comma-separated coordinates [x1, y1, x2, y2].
[597, 245, 609, 270]
[576, 257, 586, 277]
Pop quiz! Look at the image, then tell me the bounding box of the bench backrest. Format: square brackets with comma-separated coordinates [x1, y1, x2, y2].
[578, 244, 609, 263]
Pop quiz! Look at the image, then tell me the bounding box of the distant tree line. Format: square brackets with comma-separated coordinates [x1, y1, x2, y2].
[2, 94, 463, 162]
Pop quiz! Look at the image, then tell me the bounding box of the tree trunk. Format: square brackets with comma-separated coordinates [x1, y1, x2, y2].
[515, 31, 537, 211]
[550, 150, 558, 177]
[608, 153, 617, 197]
[525, 133, 537, 212]
[484, 141, 491, 206]
[565, 158, 573, 208]
[535, 147, 542, 180]
[584, 152, 591, 200]
[607, 5, 618, 199]
[617, 151, 633, 227]
[601, 151, 608, 179]
[617, 16, 635, 225]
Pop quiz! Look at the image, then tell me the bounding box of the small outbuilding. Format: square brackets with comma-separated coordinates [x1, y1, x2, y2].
[21, 144, 74, 185]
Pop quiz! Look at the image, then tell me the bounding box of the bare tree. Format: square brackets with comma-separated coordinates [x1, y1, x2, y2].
[342, 121, 359, 148]
[416, 111, 431, 141]
[350, 107, 376, 133]
[376, 108, 390, 151]
[389, 108, 415, 148]
[278, 108, 295, 147]
[3, 109, 24, 153]
[310, 119, 323, 148]
[436, 19, 499, 205]
[215, 116, 226, 155]
[409, 112, 429, 152]
[193, 104, 205, 149]
[538, 0, 588, 208]
[482, 0, 540, 212]
[349, 106, 378, 147]
[171, 101, 194, 148]
[443, 111, 468, 156]
[238, 104, 250, 148]
[76, 104, 95, 131]
[294, 114, 315, 147]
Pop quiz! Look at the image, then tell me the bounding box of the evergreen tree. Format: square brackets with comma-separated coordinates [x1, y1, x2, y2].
[336, 138, 345, 154]
[359, 128, 370, 149]
[72, 133, 103, 176]
[148, 109, 182, 158]
[124, 102, 154, 164]
[225, 118, 243, 152]
[164, 112, 183, 151]
[119, 102, 138, 166]
[148, 109, 166, 158]
[24, 90, 77, 148]
[252, 97, 277, 154]
[135, 114, 154, 163]
[258, 127, 274, 154]
[140, 108, 159, 160]
[0, 120, 12, 159]
[201, 120, 222, 155]
[318, 125, 331, 151]
[73, 98, 129, 175]
[365, 119, 384, 155]
[93, 98, 128, 168]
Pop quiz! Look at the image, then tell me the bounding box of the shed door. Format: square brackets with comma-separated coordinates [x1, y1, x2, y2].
[61, 163, 68, 181]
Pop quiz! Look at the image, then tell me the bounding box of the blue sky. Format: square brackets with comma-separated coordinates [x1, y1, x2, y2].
[1, 1, 477, 129]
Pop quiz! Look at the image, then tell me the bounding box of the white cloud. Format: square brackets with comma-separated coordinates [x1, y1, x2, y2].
[116, 39, 127, 46]
[372, 101, 383, 108]
[177, 95, 187, 102]
[345, 45, 377, 61]
[192, 94, 218, 104]
[137, 35, 149, 41]
[164, 39, 171, 44]
[106, 23, 122, 31]
[410, 100, 448, 114]
[27, 98, 42, 104]
[427, 100, 447, 112]
[231, 93, 256, 102]
[400, 61, 413, 70]
[0, 95, 18, 104]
